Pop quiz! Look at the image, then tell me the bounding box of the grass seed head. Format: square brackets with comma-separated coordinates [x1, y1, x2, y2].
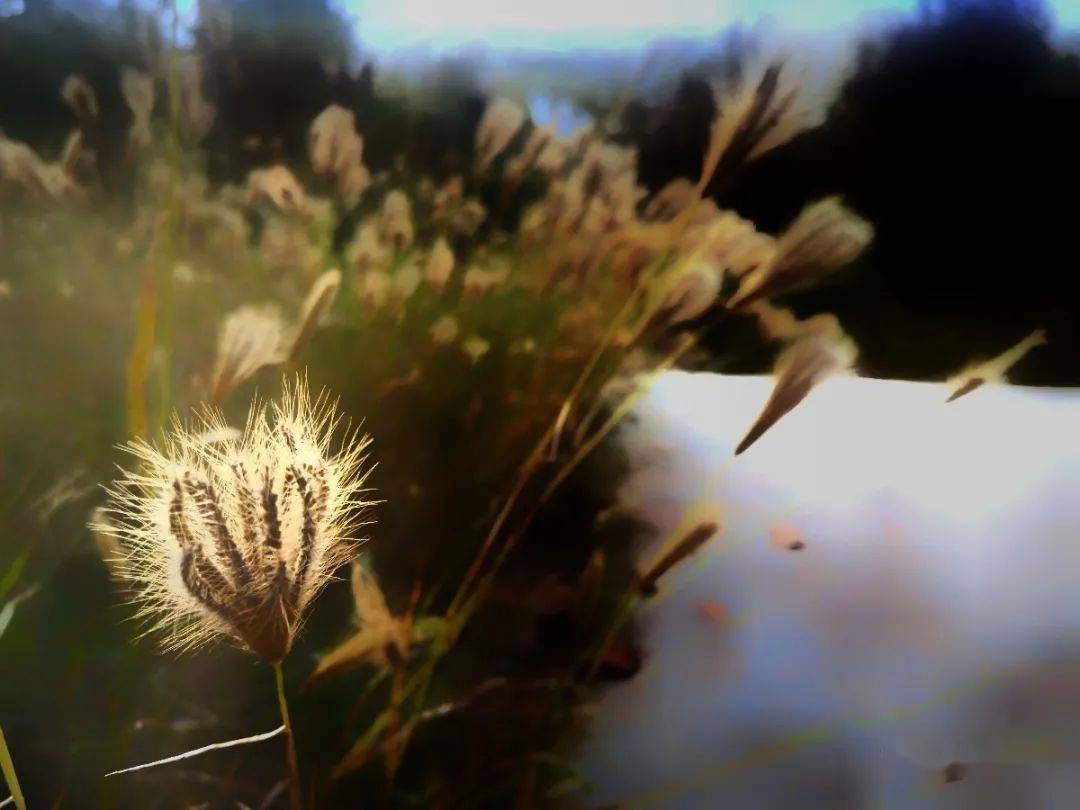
[95, 377, 374, 663]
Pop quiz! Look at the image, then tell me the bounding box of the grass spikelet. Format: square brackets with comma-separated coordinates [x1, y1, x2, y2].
[736, 325, 856, 455]
[727, 196, 872, 309]
[94, 376, 374, 663]
[475, 97, 526, 172]
[945, 328, 1047, 402]
[210, 304, 290, 402]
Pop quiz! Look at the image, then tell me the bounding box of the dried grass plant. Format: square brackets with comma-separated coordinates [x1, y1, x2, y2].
[0, 22, 901, 806]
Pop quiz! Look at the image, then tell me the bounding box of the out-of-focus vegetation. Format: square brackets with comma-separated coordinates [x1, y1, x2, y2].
[0, 0, 1069, 807]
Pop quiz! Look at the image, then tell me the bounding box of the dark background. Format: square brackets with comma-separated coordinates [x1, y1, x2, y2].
[627, 0, 1080, 384]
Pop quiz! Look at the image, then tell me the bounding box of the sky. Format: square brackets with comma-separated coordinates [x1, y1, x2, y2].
[12, 1, 1073, 57]
[346, 0, 1080, 54]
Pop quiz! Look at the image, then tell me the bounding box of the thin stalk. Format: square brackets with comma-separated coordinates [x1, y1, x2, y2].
[542, 335, 697, 511]
[273, 663, 302, 810]
[156, 0, 182, 431]
[0, 724, 25, 810]
[125, 240, 158, 439]
[583, 592, 638, 682]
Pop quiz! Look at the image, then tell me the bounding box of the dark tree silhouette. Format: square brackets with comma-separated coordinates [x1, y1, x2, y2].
[729, 0, 1080, 383]
[197, 0, 486, 186]
[0, 4, 142, 188]
[624, 1, 1080, 383]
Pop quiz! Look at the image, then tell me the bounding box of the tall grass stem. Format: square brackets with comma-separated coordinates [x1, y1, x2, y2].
[274, 663, 303, 810]
[0, 724, 26, 810]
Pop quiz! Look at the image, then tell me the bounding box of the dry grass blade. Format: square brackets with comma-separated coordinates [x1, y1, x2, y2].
[105, 725, 285, 776]
[0, 586, 40, 643]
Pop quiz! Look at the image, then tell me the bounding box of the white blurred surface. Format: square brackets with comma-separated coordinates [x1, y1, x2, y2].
[582, 373, 1080, 808]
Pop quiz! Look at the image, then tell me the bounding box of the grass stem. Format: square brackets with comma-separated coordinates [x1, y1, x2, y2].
[274, 663, 303, 810]
[0, 724, 26, 810]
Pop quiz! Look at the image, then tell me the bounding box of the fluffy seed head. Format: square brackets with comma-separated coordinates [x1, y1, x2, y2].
[96, 379, 374, 662]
